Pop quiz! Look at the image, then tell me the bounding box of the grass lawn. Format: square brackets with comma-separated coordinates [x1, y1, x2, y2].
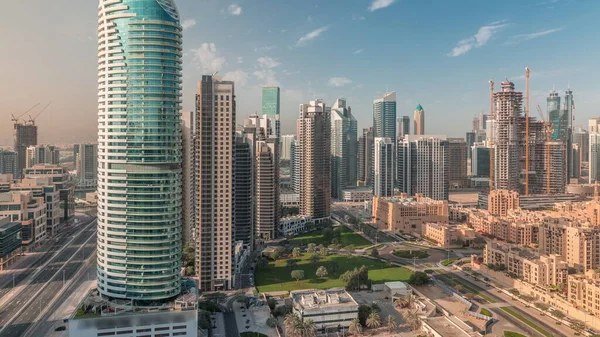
[424, 263, 433, 268]
[500, 307, 552, 337]
[289, 226, 371, 248]
[393, 250, 430, 259]
[255, 253, 412, 293]
[504, 332, 528, 337]
[441, 258, 458, 266]
[480, 308, 492, 317]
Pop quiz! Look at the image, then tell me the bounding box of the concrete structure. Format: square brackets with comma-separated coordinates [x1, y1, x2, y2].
[23, 164, 74, 229]
[384, 281, 411, 298]
[478, 191, 581, 212]
[488, 189, 520, 216]
[13, 122, 37, 178]
[234, 130, 255, 250]
[281, 192, 300, 207]
[423, 222, 476, 248]
[573, 127, 589, 164]
[465, 132, 476, 160]
[397, 135, 449, 200]
[279, 215, 312, 237]
[330, 98, 357, 199]
[69, 288, 197, 337]
[397, 116, 410, 140]
[291, 289, 359, 329]
[0, 151, 17, 177]
[0, 217, 22, 270]
[25, 145, 59, 168]
[373, 137, 394, 197]
[195, 75, 235, 291]
[564, 89, 575, 179]
[372, 194, 448, 233]
[262, 86, 280, 137]
[255, 139, 280, 240]
[545, 141, 567, 194]
[567, 270, 600, 318]
[341, 187, 373, 202]
[298, 100, 331, 222]
[280, 134, 295, 161]
[181, 111, 196, 247]
[590, 120, 600, 183]
[413, 104, 425, 135]
[97, 0, 183, 301]
[448, 138, 468, 188]
[373, 92, 396, 143]
[357, 127, 374, 187]
[0, 191, 46, 248]
[75, 143, 98, 189]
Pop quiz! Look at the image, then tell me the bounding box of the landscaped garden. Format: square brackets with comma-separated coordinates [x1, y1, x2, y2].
[255, 252, 412, 293]
[289, 225, 371, 248]
[504, 331, 528, 337]
[393, 250, 430, 259]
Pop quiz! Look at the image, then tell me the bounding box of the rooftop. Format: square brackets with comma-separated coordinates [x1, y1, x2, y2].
[291, 288, 357, 310]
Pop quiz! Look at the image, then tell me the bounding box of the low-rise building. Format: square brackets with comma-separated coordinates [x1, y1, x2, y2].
[0, 217, 22, 270]
[0, 191, 46, 248]
[281, 192, 300, 207]
[341, 188, 373, 202]
[279, 215, 312, 237]
[568, 270, 600, 318]
[291, 288, 359, 329]
[423, 223, 476, 248]
[372, 194, 448, 234]
[384, 281, 411, 299]
[11, 178, 61, 237]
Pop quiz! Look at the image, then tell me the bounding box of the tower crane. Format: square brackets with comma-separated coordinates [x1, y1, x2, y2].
[489, 79, 494, 192]
[27, 102, 52, 125]
[536, 105, 554, 194]
[11, 103, 40, 124]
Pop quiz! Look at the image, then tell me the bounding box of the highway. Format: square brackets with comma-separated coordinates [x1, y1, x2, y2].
[0, 220, 97, 337]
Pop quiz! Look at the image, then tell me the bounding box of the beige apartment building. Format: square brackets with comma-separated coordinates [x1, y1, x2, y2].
[255, 139, 279, 240]
[422, 222, 475, 248]
[0, 191, 47, 249]
[10, 178, 61, 237]
[372, 194, 448, 233]
[568, 270, 600, 317]
[488, 189, 520, 216]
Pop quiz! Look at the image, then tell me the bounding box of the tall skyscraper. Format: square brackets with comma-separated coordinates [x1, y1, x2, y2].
[0, 151, 17, 177]
[564, 89, 575, 179]
[290, 139, 300, 193]
[448, 138, 468, 188]
[181, 111, 196, 247]
[13, 123, 37, 178]
[397, 116, 410, 140]
[373, 92, 397, 142]
[471, 144, 490, 177]
[472, 116, 480, 132]
[262, 86, 281, 138]
[25, 145, 59, 169]
[75, 143, 98, 187]
[298, 100, 331, 221]
[357, 127, 374, 186]
[97, 0, 183, 301]
[479, 113, 489, 130]
[548, 90, 562, 140]
[413, 104, 425, 135]
[466, 132, 476, 160]
[330, 99, 357, 199]
[195, 75, 235, 291]
[573, 128, 589, 164]
[590, 118, 600, 183]
[398, 135, 449, 200]
[373, 137, 394, 197]
[234, 126, 255, 250]
[280, 135, 295, 161]
[255, 138, 279, 240]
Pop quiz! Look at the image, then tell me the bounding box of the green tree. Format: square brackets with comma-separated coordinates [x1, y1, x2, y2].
[291, 270, 304, 282]
[551, 310, 565, 319]
[284, 313, 300, 337]
[349, 318, 363, 336]
[366, 312, 381, 329]
[329, 261, 339, 275]
[370, 249, 379, 257]
[571, 320, 585, 334]
[408, 271, 430, 286]
[185, 266, 194, 276]
[307, 243, 316, 254]
[266, 317, 278, 328]
[322, 227, 334, 242]
[316, 266, 328, 278]
[402, 310, 421, 331]
[292, 247, 301, 258]
[286, 259, 298, 270]
[310, 254, 321, 264]
[386, 315, 397, 333]
[267, 297, 277, 310]
[357, 305, 373, 326]
[271, 249, 281, 260]
[320, 246, 328, 256]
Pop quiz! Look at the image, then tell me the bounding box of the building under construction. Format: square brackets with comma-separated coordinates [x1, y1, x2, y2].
[491, 79, 565, 195]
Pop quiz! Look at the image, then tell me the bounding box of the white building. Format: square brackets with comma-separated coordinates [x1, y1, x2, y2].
[280, 135, 295, 161]
[384, 281, 411, 298]
[291, 288, 359, 329]
[279, 215, 312, 237]
[341, 188, 373, 202]
[374, 137, 394, 197]
[281, 192, 300, 207]
[590, 117, 600, 183]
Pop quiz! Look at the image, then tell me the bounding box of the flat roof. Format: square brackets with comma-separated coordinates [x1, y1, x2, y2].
[385, 281, 408, 289]
[291, 288, 358, 310]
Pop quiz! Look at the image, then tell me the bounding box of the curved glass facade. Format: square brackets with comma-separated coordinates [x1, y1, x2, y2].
[97, 0, 182, 302]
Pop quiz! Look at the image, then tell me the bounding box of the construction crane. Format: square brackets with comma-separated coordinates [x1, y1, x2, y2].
[525, 67, 532, 195]
[489, 79, 494, 192]
[536, 104, 553, 194]
[27, 102, 52, 125]
[11, 103, 40, 124]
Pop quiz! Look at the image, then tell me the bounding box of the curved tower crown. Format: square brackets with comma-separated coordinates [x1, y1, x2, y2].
[97, 0, 183, 302]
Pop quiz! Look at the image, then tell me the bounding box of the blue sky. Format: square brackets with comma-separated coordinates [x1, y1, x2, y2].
[1, 0, 599, 144]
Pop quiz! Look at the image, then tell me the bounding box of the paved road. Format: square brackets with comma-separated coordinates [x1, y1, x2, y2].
[0, 221, 97, 337]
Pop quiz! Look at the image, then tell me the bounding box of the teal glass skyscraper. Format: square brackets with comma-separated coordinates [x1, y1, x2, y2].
[262, 87, 280, 137]
[96, 0, 182, 302]
[373, 92, 397, 143]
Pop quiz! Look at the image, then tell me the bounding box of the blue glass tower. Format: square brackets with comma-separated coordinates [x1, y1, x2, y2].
[96, 0, 182, 302]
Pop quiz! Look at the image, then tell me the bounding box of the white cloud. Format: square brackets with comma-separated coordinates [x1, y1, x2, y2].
[253, 45, 277, 52]
[296, 26, 329, 47]
[447, 21, 509, 57]
[228, 4, 242, 16]
[253, 57, 280, 86]
[237, 57, 244, 64]
[352, 14, 366, 21]
[257, 57, 280, 69]
[223, 70, 249, 87]
[368, 0, 396, 12]
[181, 19, 196, 30]
[353, 49, 364, 55]
[190, 43, 226, 73]
[328, 77, 353, 87]
[510, 28, 563, 44]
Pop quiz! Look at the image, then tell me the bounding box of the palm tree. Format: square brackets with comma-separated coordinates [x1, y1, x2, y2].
[386, 315, 398, 333]
[304, 319, 316, 337]
[402, 310, 421, 331]
[349, 318, 363, 336]
[284, 313, 300, 336]
[366, 311, 382, 329]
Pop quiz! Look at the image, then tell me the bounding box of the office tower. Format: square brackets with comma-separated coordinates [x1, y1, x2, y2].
[398, 135, 449, 200]
[13, 123, 37, 178]
[25, 145, 59, 168]
[548, 90, 562, 140]
[479, 113, 489, 130]
[472, 116, 480, 132]
[290, 139, 300, 193]
[397, 116, 410, 140]
[73, 144, 80, 164]
[564, 89, 575, 179]
[471, 144, 490, 177]
[280, 135, 295, 161]
[448, 138, 468, 188]
[413, 104, 425, 135]
[590, 119, 600, 183]
[466, 132, 476, 160]
[571, 144, 581, 181]
[573, 128, 589, 166]
[373, 92, 397, 142]
[374, 137, 394, 197]
[75, 143, 97, 187]
[97, 0, 183, 301]
[298, 100, 331, 220]
[255, 138, 279, 240]
[181, 112, 196, 247]
[262, 86, 281, 138]
[234, 128, 255, 249]
[330, 99, 358, 199]
[357, 127, 374, 186]
[195, 75, 235, 291]
[0, 151, 17, 176]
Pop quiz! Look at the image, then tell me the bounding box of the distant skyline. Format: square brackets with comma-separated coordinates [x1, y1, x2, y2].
[1, 0, 599, 145]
